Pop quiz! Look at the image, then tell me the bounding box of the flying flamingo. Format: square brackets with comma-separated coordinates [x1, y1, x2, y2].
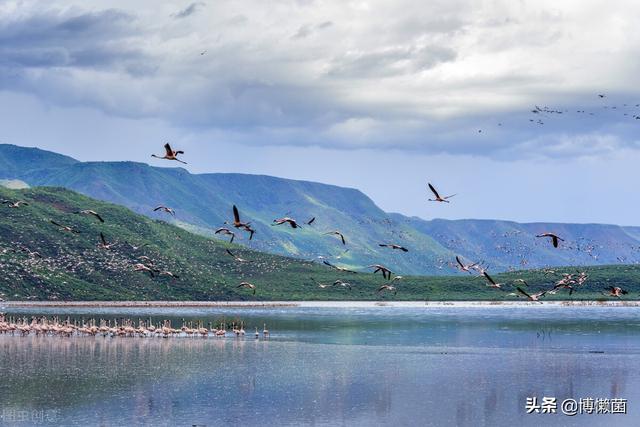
[368, 264, 392, 280]
[237, 282, 257, 295]
[427, 183, 456, 203]
[153, 206, 176, 216]
[214, 227, 236, 243]
[272, 217, 302, 228]
[378, 243, 408, 252]
[324, 231, 346, 245]
[536, 233, 565, 248]
[151, 143, 187, 164]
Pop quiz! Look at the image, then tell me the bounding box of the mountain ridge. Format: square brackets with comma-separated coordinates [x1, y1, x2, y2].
[2, 143, 639, 275]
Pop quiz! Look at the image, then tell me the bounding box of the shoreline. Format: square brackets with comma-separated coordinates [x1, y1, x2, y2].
[1, 300, 640, 308]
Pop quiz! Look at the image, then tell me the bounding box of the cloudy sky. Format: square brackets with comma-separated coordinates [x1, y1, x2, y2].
[2, 0, 640, 224]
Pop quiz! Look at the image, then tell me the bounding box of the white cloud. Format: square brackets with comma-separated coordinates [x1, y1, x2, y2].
[2, 0, 640, 159]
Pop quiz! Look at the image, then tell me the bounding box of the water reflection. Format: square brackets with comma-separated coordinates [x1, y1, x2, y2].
[0, 307, 638, 426]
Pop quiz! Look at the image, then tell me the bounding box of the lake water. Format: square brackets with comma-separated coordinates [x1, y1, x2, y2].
[0, 305, 639, 426]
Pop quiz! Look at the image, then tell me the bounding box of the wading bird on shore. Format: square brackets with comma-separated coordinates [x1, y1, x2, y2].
[78, 210, 104, 223]
[237, 282, 257, 295]
[151, 143, 187, 164]
[536, 232, 564, 248]
[378, 243, 408, 252]
[427, 183, 456, 203]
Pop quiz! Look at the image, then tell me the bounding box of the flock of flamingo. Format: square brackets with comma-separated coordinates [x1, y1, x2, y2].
[0, 313, 270, 339]
[0, 125, 634, 302]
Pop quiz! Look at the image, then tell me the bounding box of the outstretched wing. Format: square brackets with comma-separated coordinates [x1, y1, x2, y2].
[100, 232, 107, 246]
[516, 287, 532, 299]
[164, 143, 173, 156]
[483, 271, 497, 285]
[93, 212, 105, 223]
[307, 217, 316, 225]
[428, 183, 440, 198]
[233, 205, 240, 223]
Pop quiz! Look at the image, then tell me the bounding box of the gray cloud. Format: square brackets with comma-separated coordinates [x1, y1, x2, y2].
[172, 2, 205, 19]
[0, 8, 144, 70]
[2, 0, 640, 161]
[291, 21, 333, 39]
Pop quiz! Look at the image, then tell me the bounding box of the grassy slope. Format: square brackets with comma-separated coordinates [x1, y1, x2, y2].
[0, 186, 638, 301]
[5, 143, 640, 276]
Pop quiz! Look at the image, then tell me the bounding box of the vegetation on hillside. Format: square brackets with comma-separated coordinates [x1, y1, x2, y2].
[0, 186, 638, 301]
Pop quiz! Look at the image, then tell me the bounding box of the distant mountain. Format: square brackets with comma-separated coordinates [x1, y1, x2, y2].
[2, 143, 639, 275]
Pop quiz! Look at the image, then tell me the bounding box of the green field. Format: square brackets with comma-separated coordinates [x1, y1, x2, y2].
[0, 186, 638, 301]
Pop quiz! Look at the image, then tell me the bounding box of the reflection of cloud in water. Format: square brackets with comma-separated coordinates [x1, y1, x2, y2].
[0, 307, 639, 426]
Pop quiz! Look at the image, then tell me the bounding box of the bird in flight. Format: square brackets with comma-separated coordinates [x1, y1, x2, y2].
[324, 231, 346, 245]
[606, 286, 628, 298]
[379, 243, 408, 252]
[368, 264, 392, 280]
[151, 143, 187, 164]
[50, 220, 81, 234]
[154, 206, 176, 216]
[514, 278, 528, 287]
[455, 256, 477, 273]
[272, 217, 302, 228]
[226, 249, 249, 263]
[78, 210, 104, 223]
[377, 284, 397, 296]
[536, 233, 564, 248]
[125, 241, 148, 251]
[323, 260, 357, 274]
[427, 183, 456, 203]
[227, 205, 255, 240]
[483, 271, 504, 289]
[133, 263, 158, 277]
[306, 217, 316, 225]
[333, 280, 352, 290]
[98, 233, 115, 250]
[309, 277, 333, 289]
[3, 200, 28, 208]
[516, 287, 547, 302]
[214, 227, 236, 243]
[237, 282, 257, 295]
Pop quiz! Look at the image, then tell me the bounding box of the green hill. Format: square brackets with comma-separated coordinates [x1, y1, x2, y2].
[3, 143, 640, 275]
[0, 186, 638, 301]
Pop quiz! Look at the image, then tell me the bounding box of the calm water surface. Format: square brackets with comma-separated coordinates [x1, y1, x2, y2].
[0, 305, 639, 426]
